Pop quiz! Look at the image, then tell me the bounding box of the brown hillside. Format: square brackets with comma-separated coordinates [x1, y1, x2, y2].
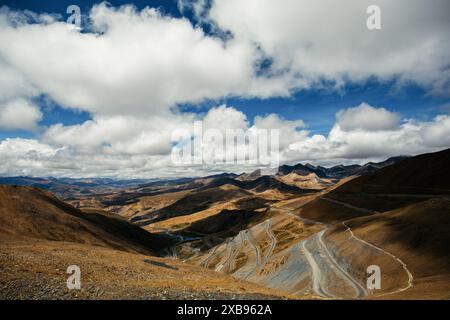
[334, 148, 450, 195]
[325, 198, 450, 299]
[299, 148, 450, 216]
[0, 185, 171, 255]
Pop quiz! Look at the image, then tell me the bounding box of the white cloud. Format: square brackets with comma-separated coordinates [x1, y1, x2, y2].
[0, 57, 37, 102]
[421, 115, 450, 148]
[0, 98, 42, 130]
[203, 105, 249, 131]
[0, 3, 449, 178]
[336, 103, 400, 131]
[1, 0, 447, 123]
[253, 113, 307, 150]
[0, 137, 175, 178]
[207, 0, 450, 95]
[0, 103, 448, 178]
[177, 0, 208, 20]
[42, 113, 196, 155]
[0, 138, 57, 158]
[0, 3, 265, 118]
[253, 114, 304, 131]
[284, 104, 450, 164]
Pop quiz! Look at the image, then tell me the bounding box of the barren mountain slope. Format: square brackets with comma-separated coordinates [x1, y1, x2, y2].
[0, 185, 172, 255]
[334, 148, 450, 195]
[325, 198, 450, 299]
[0, 239, 289, 300]
[297, 148, 450, 221]
[275, 172, 334, 190]
[0, 185, 288, 300]
[182, 149, 450, 299]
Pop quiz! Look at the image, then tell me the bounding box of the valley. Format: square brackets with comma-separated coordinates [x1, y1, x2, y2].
[1, 149, 450, 299]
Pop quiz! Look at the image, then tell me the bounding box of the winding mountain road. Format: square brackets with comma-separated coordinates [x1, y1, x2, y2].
[261, 219, 277, 267]
[197, 197, 414, 299]
[317, 229, 368, 298]
[321, 197, 379, 214]
[320, 196, 414, 295]
[244, 229, 262, 278]
[201, 244, 219, 268]
[320, 197, 413, 295]
[342, 221, 414, 296]
[277, 207, 368, 298]
[319, 197, 414, 295]
[215, 239, 233, 272]
[228, 232, 244, 271]
[300, 237, 333, 298]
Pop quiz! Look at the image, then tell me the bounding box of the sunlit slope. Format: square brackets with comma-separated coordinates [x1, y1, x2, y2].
[325, 199, 450, 299]
[184, 149, 450, 299]
[0, 185, 288, 299]
[0, 185, 171, 254]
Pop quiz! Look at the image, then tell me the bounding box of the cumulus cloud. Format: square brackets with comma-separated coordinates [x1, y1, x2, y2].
[421, 115, 450, 148]
[203, 105, 249, 131]
[0, 57, 38, 102]
[0, 137, 173, 178]
[207, 0, 450, 95]
[284, 104, 450, 164]
[0, 3, 449, 177]
[177, 0, 208, 20]
[0, 3, 267, 117]
[0, 103, 449, 178]
[1, 1, 448, 122]
[0, 98, 42, 130]
[42, 113, 196, 155]
[336, 103, 400, 131]
[253, 114, 307, 150]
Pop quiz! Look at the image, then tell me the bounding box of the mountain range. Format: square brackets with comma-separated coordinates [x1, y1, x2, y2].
[1, 149, 449, 299]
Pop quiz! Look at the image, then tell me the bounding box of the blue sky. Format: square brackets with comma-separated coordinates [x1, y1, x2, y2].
[0, 0, 449, 178]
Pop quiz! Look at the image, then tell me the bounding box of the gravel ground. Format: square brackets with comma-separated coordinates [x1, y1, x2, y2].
[0, 240, 286, 300]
